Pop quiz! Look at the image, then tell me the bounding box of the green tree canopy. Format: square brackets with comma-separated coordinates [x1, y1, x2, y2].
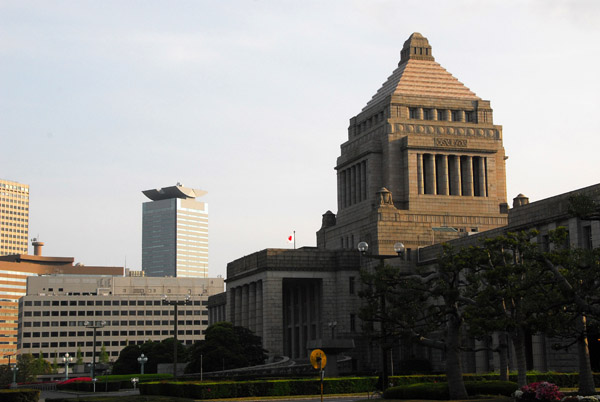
[112, 338, 188, 374]
[185, 322, 267, 374]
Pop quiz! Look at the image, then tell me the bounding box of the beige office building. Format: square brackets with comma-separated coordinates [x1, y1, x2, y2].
[0, 179, 29, 256]
[18, 275, 224, 363]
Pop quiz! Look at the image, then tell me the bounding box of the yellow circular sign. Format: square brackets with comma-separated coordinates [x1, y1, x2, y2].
[310, 349, 327, 370]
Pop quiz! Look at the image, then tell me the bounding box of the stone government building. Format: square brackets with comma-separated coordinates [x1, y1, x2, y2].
[208, 33, 599, 373]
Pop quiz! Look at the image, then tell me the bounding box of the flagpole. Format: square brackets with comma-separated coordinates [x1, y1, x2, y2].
[294, 230, 296, 249]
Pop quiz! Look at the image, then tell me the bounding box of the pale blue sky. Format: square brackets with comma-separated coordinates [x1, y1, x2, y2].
[2, 0, 599, 278]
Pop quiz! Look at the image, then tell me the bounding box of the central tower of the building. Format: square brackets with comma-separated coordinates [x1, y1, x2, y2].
[318, 33, 508, 255]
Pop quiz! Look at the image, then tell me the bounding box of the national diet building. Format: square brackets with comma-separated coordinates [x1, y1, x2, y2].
[208, 33, 597, 373]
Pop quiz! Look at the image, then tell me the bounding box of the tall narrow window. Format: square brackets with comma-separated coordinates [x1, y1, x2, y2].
[583, 226, 593, 249]
[409, 108, 418, 119]
[349, 277, 355, 295]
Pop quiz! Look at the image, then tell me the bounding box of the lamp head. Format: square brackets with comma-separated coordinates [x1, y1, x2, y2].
[357, 241, 369, 254]
[393, 242, 405, 255]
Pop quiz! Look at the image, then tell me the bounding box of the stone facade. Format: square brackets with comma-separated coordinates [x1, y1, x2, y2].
[416, 183, 600, 373]
[209, 32, 599, 374]
[317, 32, 508, 256]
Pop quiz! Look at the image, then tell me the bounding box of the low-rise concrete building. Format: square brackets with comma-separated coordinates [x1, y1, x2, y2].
[18, 275, 224, 363]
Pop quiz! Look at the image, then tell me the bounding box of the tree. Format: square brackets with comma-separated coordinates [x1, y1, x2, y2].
[112, 345, 141, 374]
[99, 343, 109, 364]
[17, 353, 52, 382]
[112, 338, 188, 375]
[359, 254, 473, 399]
[542, 227, 600, 395]
[185, 322, 267, 374]
[52, 352, 59, 373]
[461, 231, 564, 387]
[76, 347, 84, 365]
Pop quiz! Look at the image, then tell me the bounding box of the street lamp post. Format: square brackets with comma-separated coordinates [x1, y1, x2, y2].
[328, 321, 337, 339]
[10, 363, 18, 388]
[137, 353, 148, 375]
[62, 353, 73, 380]
[85, 320, 107, 379]
[357, 241, 405, 391]
[162, 294, 191, 379]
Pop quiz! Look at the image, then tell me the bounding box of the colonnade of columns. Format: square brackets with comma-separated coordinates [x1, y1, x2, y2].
[229, 280, 263, 337]
[282, 279, 322, 359]
[417, 153, 487, 197]
[338, 160, 367, 209]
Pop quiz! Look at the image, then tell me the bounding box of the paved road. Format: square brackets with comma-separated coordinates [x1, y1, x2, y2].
[39, 388, 140, 401]
[38, 388, 377, 402]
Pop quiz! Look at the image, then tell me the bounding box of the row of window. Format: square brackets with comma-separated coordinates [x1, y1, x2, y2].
[24, 299, 207, 307]
[22, 309, 209, 319]
[22, 320, 208, 332]
[409, 108, 476, 123]
[24, 338, 200, 357]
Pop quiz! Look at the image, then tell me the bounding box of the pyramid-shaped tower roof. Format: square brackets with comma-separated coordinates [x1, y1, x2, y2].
[363, 33, 479, 111]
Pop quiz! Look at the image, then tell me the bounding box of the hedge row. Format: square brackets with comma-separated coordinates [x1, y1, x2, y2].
[0, 389, 40, 402]
[387, 373, 600, 388]
[384, 380, 519, 400]
[140, 373, 599, 400]
[139, 377, 377, 399]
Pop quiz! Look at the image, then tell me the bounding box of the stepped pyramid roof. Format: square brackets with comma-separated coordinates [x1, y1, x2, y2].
[363, 32, 479, 111]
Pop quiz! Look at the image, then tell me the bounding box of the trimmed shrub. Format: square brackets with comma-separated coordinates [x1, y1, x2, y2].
[466, 380, 519, 396]
[0, 389, 40, 402]
[384, 380, 519, 400]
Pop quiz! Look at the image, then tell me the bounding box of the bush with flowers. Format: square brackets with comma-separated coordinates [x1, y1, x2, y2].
[514, 382, 563, 402]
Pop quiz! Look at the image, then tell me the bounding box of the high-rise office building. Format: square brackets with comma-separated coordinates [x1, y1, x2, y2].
[0, 179, 29, 256]
[142, 184, 208, 277]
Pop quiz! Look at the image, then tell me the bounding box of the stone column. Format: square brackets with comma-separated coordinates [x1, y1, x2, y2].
[241, 284, 249, 327]
[461, 156, 474, 196]
[256, 280, 263, 339]
[262, 278, 284, 357]
[417, 107, 424, 120]
[459, 110, 466, 122]
[236, 287, 244, 326]
[346, 169, 351, 207]
[228, 286, 236, 325]
[432, 108, 438, 121]
[337, 172, 342, 211]
[361, 161, 367, 201]
[249, 282, 256, 333]
[356, 163, 362, 202]
[351, 165, 356, 205]
[417, 154, 424, 194]
[477, 157, 487, 197]
[449, 155, 462, 195]
[425, 154, 436, 195]
[437, 154, 449, 195]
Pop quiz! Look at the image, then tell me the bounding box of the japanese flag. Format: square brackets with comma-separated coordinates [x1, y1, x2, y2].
[287, 233, 294, 243]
